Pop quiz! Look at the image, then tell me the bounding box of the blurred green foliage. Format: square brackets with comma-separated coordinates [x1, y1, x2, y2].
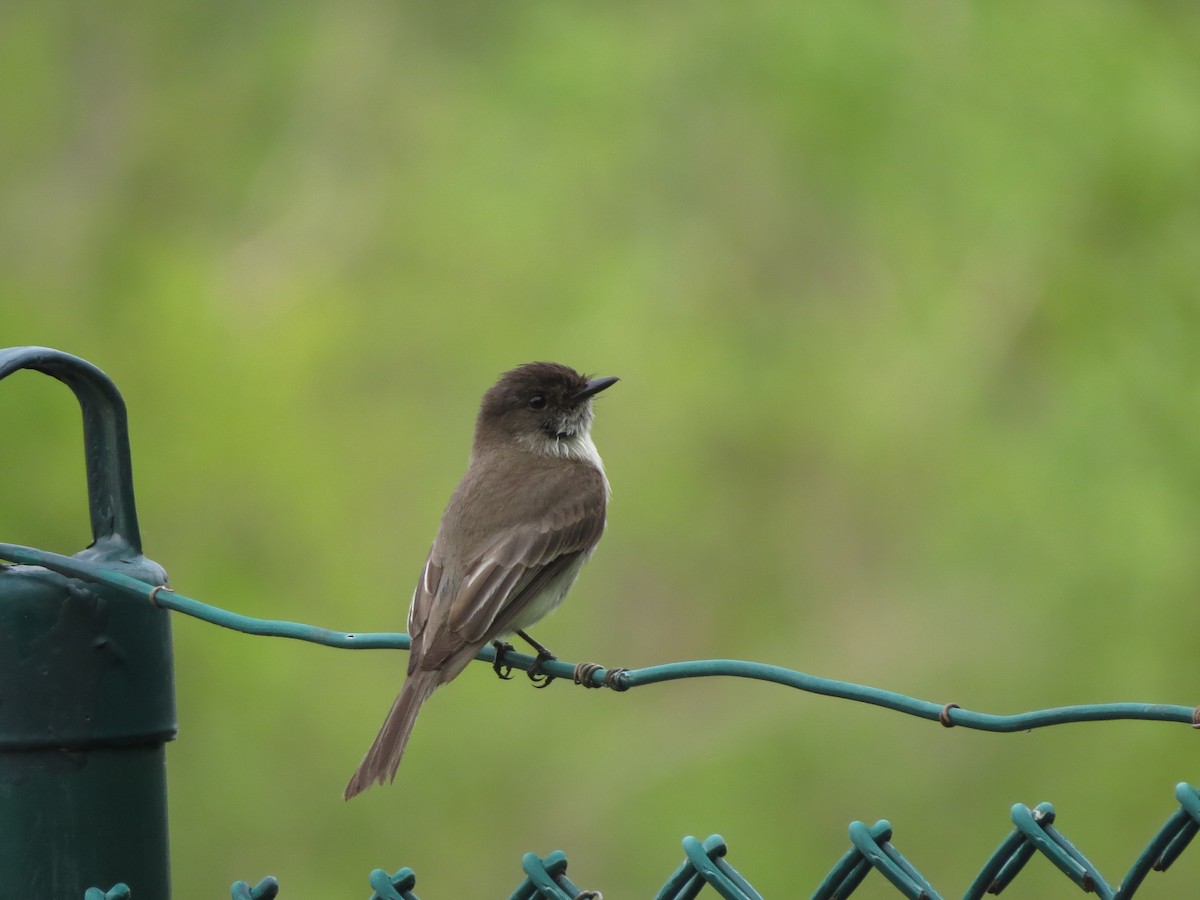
[2, 2, 1200, 897]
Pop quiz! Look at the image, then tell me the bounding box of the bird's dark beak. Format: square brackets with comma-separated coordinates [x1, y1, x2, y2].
[573, 376, 619, 402]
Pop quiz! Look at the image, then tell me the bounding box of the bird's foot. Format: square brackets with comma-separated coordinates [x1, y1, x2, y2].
[572, 662, 630, 691]
[491, 640, 515, 680]
[528, 648, 558, 689]
[514, 629, 558, 688]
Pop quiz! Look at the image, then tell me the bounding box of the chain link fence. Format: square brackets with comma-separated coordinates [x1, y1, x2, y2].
[83, 781, 1200, 898]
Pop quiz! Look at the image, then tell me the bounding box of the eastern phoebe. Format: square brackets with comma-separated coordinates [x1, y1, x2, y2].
[344, 361, 618, 799]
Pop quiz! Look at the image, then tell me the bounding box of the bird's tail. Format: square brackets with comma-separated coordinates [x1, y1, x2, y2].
[344, 670, 439, 800]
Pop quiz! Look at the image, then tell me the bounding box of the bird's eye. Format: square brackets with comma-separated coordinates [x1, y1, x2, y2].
[528, 394, 546, 410]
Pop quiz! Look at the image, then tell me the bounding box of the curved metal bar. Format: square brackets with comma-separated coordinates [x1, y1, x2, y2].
[0, 346, 142, 556]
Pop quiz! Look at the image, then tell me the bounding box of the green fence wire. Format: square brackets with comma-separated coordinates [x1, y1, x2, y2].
[2, 542, 1196, 735]
[83, 781, 1200, 898]
[4, 541, 1199, 900]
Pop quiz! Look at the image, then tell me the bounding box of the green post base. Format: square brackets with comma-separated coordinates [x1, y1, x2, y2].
[0, 745, 170, 897]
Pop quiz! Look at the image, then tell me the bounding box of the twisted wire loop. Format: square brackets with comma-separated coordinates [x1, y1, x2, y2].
[82, 886, 130, 900]
[572, 662, 630, 691]
[147, 584, 174, 607]
[967, 803, 1110, 898]
[512, 850, 602, 900]
[938, 703, 960, 728]
[813, 821, 941, 900]
[367, 867, 419, 900]
[229, 876, 280, 900]
[655, 835, 762, 900]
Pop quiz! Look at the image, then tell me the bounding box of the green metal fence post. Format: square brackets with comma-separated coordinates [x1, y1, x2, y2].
[0, 347, 175, 898]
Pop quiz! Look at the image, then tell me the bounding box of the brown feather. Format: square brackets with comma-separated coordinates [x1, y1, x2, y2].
[343, 669, 439, 799]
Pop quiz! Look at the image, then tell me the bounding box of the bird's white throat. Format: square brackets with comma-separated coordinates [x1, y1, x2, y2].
[519, 428, 610, 495]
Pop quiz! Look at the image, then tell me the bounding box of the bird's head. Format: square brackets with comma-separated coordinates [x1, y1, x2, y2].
[477, 362, 618, 459]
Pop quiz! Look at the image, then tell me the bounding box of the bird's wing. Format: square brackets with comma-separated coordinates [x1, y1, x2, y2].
[416, 487, 606, 671]
[408, 555, 440, 636]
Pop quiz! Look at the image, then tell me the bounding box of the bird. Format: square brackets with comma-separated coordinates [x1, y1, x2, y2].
[344, 361, 618, 799]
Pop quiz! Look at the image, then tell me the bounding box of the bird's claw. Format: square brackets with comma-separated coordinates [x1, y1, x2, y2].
[492, 640, 515, 680]
[528, 648, 557, 688]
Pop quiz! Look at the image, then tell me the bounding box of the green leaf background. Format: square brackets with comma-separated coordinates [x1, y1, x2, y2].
[2, 3, 1199, 896]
